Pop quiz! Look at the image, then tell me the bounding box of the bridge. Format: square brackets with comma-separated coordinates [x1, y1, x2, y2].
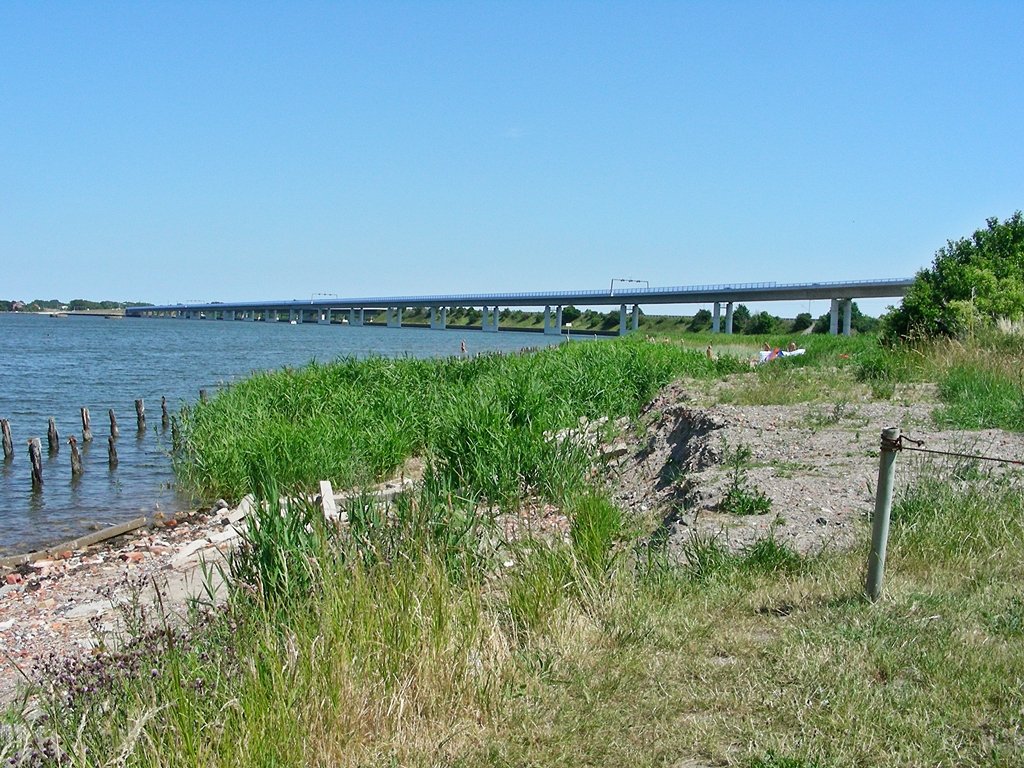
[126, 277, 914, 336]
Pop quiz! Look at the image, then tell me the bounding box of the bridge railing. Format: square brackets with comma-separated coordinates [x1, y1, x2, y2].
[340, 277, 912, 305]
[128, 277, 914, 314]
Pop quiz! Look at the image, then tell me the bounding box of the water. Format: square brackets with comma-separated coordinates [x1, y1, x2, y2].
[0, 314, 564, 554]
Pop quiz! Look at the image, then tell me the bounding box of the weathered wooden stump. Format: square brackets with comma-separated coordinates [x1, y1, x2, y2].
[28, 438, 43, 489]
[1, 419, 12, 461]
[108, 436, 119, 469]
[47, 418, 60, 454]
[199, 389, 208, 403]
[68, 435, 83, 477]
[81, 407, 93, 443]
[135, 399, 146, 432]
[109, 408, 119, 439]
[161, 396, 169, 430]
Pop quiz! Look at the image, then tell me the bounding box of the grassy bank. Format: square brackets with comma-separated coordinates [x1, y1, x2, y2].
[175, 337, 746, 502]
[4, 333, 1023, 766]
[5, 454, 1021, 766]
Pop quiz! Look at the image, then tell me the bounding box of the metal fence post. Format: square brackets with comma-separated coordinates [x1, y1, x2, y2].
[866, 427, 901, 602]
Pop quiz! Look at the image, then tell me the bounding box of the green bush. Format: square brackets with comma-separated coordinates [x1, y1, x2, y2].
[884, 212, 1024, 340]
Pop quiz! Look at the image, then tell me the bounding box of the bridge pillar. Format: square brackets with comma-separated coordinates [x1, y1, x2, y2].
[830, 299, 839, 335]
[318, 309, 330, 325]
[725, 302, 734, 335]
[246, 311, 255, 321]
[481, 305, 499, 333]
[842, 299, 853, 336]
[225, 310, 235, 321]
[543, 305, 562, 335]
[387, 307, 403, 328]
[429, 306, 447, 330]
[632, 304, 640, 332]
[288, 310, 296, 323]
[712, 302, 721, 333]
[618, 304, 628, 336]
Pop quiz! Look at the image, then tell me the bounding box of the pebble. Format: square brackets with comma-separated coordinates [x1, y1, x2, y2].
[0, 504, 236, 706]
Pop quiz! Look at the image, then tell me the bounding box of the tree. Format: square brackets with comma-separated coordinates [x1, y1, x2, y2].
[731, 304, 751, 333]
[791, 312, 813, 332]
[744, 311, 782, 335]
[687, 309, 712, 332]
[884, 212, 1024, 340]
[561, 305, 582, 324]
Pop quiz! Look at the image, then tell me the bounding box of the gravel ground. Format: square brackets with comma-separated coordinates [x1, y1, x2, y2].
[0, 506, 236, 707]
[610, 380, 1024, 560]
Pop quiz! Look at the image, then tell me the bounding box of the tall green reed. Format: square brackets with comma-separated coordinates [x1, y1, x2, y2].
[176, 338, 745, 507]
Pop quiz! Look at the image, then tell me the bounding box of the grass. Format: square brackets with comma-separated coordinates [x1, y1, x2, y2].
[175, 337, 746, 504]
[718, 442, 773, 516]
[8, 456, 1019, 767]
[5, 333, 1024, 766]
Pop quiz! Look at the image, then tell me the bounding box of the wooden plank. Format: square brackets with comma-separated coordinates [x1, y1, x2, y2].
[0, 515, 148, 569]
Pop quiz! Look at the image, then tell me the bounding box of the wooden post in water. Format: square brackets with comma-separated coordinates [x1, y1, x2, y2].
[135, 399, 145, 432]
[68, 435, 83, 477]
[28, 438, 43, 489]
[47, 418, 60, 454]
[81, 407, 93, 442]
[108, 436, 119, 469]
[108, 409, 119, 439]
[1, 419, 12, 461]
[199, 389, 208, 403]
[161, 396, 169, 430]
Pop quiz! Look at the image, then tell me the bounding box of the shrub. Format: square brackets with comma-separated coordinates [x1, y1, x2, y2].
[884, 212, 1024, 340]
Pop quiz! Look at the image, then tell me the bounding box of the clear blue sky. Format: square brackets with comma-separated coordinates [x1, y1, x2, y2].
[2, 1, 1022, 318]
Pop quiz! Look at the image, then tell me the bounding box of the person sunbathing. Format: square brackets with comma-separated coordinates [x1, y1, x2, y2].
[779, 341, 805, 357]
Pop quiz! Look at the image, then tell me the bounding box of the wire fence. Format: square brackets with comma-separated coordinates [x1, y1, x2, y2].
[866, 427, 1022, 602]
[882, 431, 1024, 467]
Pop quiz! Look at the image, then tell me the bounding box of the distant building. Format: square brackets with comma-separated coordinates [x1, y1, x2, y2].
[9, 301, 25, 312]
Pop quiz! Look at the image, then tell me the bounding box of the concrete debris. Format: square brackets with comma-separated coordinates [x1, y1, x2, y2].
[0, 471, 434, 707]
[319, 480, 341, 523]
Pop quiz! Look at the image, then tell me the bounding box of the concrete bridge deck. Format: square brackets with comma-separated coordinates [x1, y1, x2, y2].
[126, 277, 914, 336]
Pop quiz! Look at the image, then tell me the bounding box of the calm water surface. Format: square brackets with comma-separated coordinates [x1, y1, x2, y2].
[0, 314, 564, 554]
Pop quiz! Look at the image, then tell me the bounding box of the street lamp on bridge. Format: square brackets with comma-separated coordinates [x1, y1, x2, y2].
[609, 278, 650, 296]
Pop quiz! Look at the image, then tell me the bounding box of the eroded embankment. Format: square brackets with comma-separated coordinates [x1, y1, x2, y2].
[611, 380, 1024, 559]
